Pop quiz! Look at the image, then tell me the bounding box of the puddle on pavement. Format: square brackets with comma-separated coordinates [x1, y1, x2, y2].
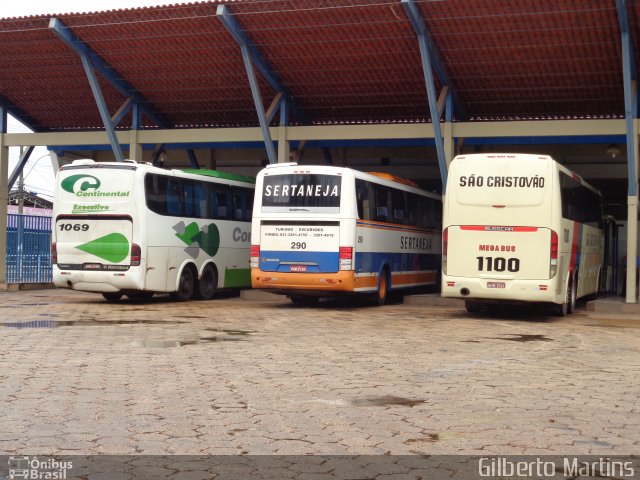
[487, 334, 553, 343]
[404, 433, 439, 444]
[132, 335, 247, 348]
[351, 395, 425, 407]
[4, 318, 187, 328]
[204, 328, 256, 336]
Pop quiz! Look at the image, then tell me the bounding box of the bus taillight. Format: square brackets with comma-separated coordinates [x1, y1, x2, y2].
[130, 243, 141, 266]
[442, 227, 448, 275]
[51, 242, 57, 264]
[550, 230, 558, 278]
[339, 246, 353, 270]
[250, 245, 260, 269]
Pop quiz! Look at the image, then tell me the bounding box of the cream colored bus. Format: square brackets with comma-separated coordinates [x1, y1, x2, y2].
[442, 153, 603, 315]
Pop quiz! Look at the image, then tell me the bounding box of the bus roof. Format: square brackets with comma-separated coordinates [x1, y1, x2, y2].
[179, 169, 255, 185]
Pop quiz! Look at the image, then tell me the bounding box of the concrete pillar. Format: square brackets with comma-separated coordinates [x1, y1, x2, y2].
[443, 121, 455, 169]
[277, 125, 290, 163]
[128, 128, 143, 162]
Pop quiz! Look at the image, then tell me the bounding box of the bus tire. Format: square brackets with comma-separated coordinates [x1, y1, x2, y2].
[374, 268, 389, 306]
[465, 301, 480, 313]
[173, 265, 196, 301]
[288, 295, 319, 306]
[196, 264, 218, 300]
[102, 292, 122, 302]
[567, 272, 577, 314]
[555, 275, 575, 316]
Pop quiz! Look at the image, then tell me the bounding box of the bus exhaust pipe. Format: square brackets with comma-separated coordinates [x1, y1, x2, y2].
[460, 287, 470, 296]
[67, 280, 73, 287]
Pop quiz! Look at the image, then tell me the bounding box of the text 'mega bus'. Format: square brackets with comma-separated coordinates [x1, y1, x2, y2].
[52, 159, 254, 302]
[251, 163, 442, 305]
[442, 153, 604, 315]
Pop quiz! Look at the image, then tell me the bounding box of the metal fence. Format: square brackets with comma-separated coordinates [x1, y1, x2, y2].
[6, 214, 52, 284]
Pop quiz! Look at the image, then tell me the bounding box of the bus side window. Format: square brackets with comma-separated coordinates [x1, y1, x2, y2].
[392, 190, 406, 224]
[145, 174, 168, 215]
[375, 186, 391, 222]
[183, 180, 206, 218]
[209, 185, 230, 219]
[167, 178, 183, 216]
[232, 188, 252, 221]
[356, 180, 367, 219]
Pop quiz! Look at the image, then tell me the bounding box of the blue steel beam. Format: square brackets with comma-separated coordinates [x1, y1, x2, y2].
[49, 18, 168, 128]
[216, 5, 307, 124]
[8, 146, 35, 191]
[402, 0, 448, 189]
[0, 95, 42, 133]
[0, 105, 5, 134]
[187, 149, 200, 169]
[80, 53, 125, 162]
[401, 0, 465, 121]
[241, 44, 278, 164]
[616, 0, 638, 197]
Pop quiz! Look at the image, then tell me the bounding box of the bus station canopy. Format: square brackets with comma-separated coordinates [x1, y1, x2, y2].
[0, 0, 635, 132]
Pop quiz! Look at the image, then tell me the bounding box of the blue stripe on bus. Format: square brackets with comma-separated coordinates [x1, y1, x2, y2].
[259, 250, 339, 273]
[355, 251, 440, 274]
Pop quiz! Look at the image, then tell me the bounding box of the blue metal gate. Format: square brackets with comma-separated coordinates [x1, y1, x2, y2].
[6, 214, 52, 283]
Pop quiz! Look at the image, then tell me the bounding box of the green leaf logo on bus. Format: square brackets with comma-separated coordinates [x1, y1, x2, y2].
[61, 174, 130, 198]
[174, 222, 220, 257]
[61, 174, 101, 194]
[76, 233, 130, 263]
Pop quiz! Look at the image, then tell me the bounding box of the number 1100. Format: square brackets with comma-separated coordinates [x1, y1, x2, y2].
[476, 256, 520, 272]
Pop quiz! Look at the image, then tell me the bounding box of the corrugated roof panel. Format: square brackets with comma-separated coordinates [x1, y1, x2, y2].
[0, 0, 633, 130]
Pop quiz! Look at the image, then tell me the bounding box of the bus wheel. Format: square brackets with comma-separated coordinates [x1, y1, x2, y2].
[465, 301, 480, 313]
[102, 292, 122, 302]
[374, 269, 389, 306]
[567, 273, 577, 314]
[174, 266, 195, 301]
[196, 264, 218, 300]
[288, 295, 319, 306]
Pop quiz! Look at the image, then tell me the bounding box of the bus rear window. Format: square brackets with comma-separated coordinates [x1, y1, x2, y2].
[262, 174, 341, 212]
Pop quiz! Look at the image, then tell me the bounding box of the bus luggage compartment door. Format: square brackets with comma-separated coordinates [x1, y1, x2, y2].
[258, 222, 340, 273]
[446, 225, 551, 280]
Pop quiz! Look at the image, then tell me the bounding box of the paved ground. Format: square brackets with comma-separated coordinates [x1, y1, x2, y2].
[1, 288, 639, 456]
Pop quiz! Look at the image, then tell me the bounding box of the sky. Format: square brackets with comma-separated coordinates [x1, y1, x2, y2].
[4, 0, 194, 201]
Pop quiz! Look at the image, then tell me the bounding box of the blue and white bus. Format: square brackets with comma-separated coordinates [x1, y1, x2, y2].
[250, 163, 442, 305]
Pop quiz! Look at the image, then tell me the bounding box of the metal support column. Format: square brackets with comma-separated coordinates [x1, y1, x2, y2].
[617, 0, 639, 303]
[0, 106, 8, 285]
[402, 0, 448, 190]
[128, 102, 143, 162]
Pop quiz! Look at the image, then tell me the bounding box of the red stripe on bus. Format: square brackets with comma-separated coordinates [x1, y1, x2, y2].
[570, 222, 580, 271]
[459, 226, 539, 232]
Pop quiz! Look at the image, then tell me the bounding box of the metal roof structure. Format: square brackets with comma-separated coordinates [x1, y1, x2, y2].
[0, 0, 635, 131]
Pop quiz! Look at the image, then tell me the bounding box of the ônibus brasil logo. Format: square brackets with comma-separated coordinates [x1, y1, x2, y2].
[61, 174, 130, 197]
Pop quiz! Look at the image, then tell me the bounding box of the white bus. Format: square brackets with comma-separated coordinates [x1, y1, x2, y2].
[442, 153, 604, 315]
[52, 159, 254, 302]
[250, 163, 442, 305]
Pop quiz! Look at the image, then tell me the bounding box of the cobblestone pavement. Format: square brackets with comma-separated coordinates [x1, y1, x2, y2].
[0, 288, 639, 456]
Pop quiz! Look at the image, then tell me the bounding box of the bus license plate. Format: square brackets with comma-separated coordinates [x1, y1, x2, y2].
[290, 265, 307, 272]
[487, 281, 505, 288]
[83, 263, 102, 270]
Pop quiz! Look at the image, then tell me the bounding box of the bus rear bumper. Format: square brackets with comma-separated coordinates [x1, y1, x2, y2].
[53, 268, 144, 293]
[441, 276, 561, 304]
[252, 269, 356, 293]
